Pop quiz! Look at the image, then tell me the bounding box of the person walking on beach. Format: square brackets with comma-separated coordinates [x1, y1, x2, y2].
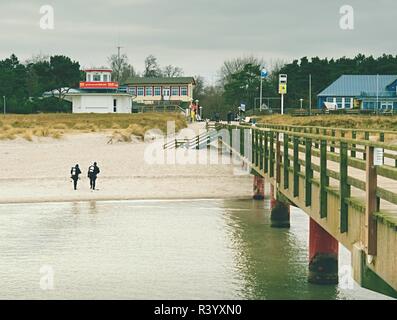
[87, 162, 100, 190]
[70, 164, 81, 190]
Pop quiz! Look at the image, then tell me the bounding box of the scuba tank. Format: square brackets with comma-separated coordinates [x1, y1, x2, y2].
[88, 165, 95, 177]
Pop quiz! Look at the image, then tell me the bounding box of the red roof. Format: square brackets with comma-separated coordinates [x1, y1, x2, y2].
[84, 69, 112, 73]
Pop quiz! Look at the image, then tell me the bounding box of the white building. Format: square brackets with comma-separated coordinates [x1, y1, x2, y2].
[64, 69, 133, 113]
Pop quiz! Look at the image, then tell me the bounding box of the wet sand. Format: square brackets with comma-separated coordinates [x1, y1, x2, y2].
[0, 124, 252, 204]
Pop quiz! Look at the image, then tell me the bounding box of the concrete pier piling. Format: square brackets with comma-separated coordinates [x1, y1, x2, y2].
[270, 184, 290, 228]
[308, 218, 339, 285]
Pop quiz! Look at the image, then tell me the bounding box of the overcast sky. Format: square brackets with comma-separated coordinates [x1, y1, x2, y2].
[0, 0, 396, 84]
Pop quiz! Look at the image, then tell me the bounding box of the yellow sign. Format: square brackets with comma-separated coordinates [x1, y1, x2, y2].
[279, 83, 287, 94]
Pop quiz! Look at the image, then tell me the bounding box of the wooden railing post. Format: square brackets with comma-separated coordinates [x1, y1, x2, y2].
[252, 129, 257, 166]
[330, 130, 336, 152]
[264, 131, 269, 174]
[293, 136, 300, 197]
[340, 142, 350, 233]
[365, 145, 378, 256]
[259, 131, 264, 171]
[284, 133, 289, 189]
[363, 131, 369, 160]
[351, 131, 357, 158]
[276, 133, 281, 184]
[320, 140, 329, 218]
[305, 137, 312, 207]
[240, 127, 244, 157]
[315, 128, 320, 148]
[269, 131, 274, 178]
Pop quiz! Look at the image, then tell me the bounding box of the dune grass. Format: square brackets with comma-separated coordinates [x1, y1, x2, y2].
[256, 114, 397, 142]
[0, 113, 187, 141]
[256, 114, 397, 131]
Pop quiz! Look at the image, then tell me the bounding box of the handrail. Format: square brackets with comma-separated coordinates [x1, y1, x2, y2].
[256, 122, 397, 139]
[216, 123, 397, 231]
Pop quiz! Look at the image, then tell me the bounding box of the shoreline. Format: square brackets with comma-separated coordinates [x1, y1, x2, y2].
[0, 195, 256, 206]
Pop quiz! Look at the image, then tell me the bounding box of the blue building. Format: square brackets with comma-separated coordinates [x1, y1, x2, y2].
[317, 75, 397, 111]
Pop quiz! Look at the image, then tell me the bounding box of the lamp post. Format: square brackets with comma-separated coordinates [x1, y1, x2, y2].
[3, 96, 5, 115]
[300, 98, 303, 109]
[260, 67, 268, 112]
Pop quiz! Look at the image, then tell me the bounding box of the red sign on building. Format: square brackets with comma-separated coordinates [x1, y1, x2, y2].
[79, 82, 119, 89]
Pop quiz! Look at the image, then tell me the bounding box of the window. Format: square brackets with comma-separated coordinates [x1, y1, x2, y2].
[129, 87, 136, 95]
[137, 87, 144, 96]
[154, 87, 161, 96]
[335, 97, 343, 109]
[145, 86, 153, 96]
[180, 87, 188, 96]
[103, 74, 108, 82]
[171, 87, 179, 96]
[381, 101, 393, 110]
[87, 74, 91, 82]
[93, 74, 101, 82]
[344, 98, 351, 109]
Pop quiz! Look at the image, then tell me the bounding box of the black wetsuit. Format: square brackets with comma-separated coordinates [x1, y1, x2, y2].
[88, 165, 100, 190]
[71, 167, 81, 190]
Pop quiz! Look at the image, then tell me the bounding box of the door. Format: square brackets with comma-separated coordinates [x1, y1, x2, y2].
[163, 88, 170, 100]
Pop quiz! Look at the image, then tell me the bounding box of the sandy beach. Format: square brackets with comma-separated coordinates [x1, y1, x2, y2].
[0, 123, 253, 204]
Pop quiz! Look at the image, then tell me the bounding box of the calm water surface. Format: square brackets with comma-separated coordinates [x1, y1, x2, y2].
[0, 199, 391, 299]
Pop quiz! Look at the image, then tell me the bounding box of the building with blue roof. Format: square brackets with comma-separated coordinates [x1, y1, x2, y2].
[317, 75, 397, 112]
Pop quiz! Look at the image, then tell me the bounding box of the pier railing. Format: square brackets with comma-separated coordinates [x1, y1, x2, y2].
[216, 123, 397, 265]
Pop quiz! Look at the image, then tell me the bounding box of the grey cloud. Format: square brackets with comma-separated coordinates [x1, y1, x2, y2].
[0, 0, 396, 81]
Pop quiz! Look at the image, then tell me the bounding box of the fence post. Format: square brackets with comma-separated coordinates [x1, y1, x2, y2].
[293, 136, 300, 197]
[315, 128, 320, 148]
[276, 133, 281, 184]
[284, 133, 289, 189]
[264, 131, 269, 174]
[365, 145, 378, 256]
[340, 142, 350, 233]
[351, 131, 357, 158]
[305, 137, 312, 207]
[330, 130, 336, 152]
[363, 131, 369, 160]
[259, 131, 264, 171]
[320, 140, 329, 218]
[240, 127, 244, 157]
[269, 131, 274, 178]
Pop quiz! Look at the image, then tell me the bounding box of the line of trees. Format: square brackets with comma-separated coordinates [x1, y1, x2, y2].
[108, 53, 184, 83]
[3, 52, 397, 115]
[0, 53, 186, 114]
[0, 54, 81, 113]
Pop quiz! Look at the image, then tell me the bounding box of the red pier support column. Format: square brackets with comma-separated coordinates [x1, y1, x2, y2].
[253, 175, 265, 200]
[309, 218, 339, 284]
[270, 184, 290, 228]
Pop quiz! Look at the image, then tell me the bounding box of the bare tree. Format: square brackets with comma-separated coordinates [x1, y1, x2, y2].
[193, 75, 205, 100]
[108, 53, 136, 83]
[144, 55, 161, 77]
[218, 55, 265, 85]
[162, 65, 184, 77]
